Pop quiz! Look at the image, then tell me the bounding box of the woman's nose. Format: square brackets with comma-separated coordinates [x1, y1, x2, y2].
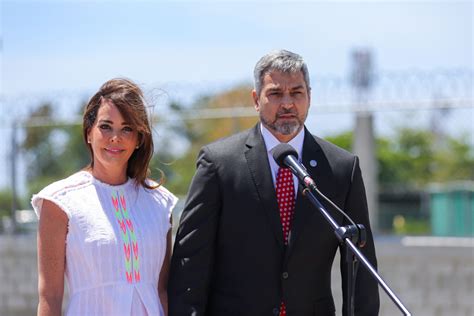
[110, 131, 121, 142]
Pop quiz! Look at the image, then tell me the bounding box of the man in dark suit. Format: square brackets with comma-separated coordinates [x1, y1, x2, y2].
[168, 50, 380, 316]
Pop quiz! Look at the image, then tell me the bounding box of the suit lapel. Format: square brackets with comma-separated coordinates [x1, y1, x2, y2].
[245, 125, 284, 248]
[285, 128, 335, 261]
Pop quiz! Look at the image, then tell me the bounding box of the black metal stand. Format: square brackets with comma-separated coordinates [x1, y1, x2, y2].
[336, 223, 365, 316]
[302, 187, 411, 316]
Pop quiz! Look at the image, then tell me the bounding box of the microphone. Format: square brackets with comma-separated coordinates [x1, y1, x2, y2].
[271, 143, 316, 190]
[272, 143, 367, 247]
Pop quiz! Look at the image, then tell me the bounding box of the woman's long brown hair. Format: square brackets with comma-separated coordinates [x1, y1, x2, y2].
[83, 78, 161, 189]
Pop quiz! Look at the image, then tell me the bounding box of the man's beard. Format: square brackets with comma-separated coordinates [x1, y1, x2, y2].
[260, 109, 305, 136]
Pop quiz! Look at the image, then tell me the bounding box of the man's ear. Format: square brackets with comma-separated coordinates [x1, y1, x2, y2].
[252, 90, 260, 111]
[308, 87, 311, 108]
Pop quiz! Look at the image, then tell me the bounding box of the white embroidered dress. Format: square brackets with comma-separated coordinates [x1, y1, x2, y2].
[32, 171, 178, 316]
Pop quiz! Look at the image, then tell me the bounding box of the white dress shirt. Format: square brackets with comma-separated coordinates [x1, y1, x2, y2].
[260, 123, 305, 197]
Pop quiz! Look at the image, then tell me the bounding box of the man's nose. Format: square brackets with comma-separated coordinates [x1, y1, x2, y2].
[281, 94, 295, 108]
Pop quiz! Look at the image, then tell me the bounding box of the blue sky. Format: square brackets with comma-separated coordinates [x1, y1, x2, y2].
[2, 1, 472, 96]
[0, 0, 473, 191]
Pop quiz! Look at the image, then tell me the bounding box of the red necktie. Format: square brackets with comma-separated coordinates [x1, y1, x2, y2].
[276, 167, 295, 316]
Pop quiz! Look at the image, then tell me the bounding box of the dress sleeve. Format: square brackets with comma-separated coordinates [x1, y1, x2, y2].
[157, 185, 179, 224]
[31, 183, 73, 220]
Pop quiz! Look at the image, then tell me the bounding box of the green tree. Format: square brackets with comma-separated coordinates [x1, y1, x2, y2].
[152, 85, 258, 195]
[0, 189, 13, 218]
[325, 131, 352, 152]
[23, 87, 473, 200]
[22, 102, 89, 197]
[59, 123, 90, 174]
[431, 133, 474, 182]
[22, 103, 63, 196]
[326, 128, 474, 188]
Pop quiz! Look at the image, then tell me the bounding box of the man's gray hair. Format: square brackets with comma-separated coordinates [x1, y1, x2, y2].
[253, 49, 310, 96]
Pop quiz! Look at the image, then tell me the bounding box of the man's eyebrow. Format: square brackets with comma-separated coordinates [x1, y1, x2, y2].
[267, 87, 282, 92]
[290, 85, 305, 90]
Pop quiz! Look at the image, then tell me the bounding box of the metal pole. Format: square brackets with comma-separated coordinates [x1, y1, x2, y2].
[351, 49, 379, 233]
[354, 112, 378, 232]
[10, 120, 18, 233]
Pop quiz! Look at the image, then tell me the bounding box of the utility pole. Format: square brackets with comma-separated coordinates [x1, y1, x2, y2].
[350, 49, 379, 233]
[10, 120, 18, 233]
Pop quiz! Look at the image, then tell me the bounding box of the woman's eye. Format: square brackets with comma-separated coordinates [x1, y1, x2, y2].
[99, 124, 111, 130]
[123, 126, 134, 132]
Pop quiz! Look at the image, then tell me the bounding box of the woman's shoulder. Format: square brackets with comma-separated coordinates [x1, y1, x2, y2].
[35, 171, 93, 199]
[142, 179, 178, 209]
[31, 171, 94, 219]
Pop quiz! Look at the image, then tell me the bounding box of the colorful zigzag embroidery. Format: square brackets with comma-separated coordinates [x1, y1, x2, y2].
[112, 190, 140, 283]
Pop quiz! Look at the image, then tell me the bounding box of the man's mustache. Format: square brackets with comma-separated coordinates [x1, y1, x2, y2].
[276, 109, 298, 116]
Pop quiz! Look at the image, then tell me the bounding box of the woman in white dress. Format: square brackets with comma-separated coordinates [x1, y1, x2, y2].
[32, 78, 177, 316]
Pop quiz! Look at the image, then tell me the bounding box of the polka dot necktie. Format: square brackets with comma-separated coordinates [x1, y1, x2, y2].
[276, 167, 295, 316]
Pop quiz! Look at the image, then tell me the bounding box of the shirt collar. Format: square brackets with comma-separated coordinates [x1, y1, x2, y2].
[260, 123, 305, 160]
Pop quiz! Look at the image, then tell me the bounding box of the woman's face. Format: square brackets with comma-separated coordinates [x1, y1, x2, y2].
[87, 100, 139, 179]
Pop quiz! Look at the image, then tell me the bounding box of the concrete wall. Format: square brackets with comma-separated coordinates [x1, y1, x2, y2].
[0, 235, 38, 316]
[1, 234, 473, 316]
[331, 238, 474, 316]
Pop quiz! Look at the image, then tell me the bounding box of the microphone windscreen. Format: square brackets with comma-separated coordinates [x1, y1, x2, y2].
[271, 143, 298, 167]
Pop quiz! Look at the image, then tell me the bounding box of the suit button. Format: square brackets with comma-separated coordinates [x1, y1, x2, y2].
[272, 307, 280, 315]
[282, 271, 289, 279]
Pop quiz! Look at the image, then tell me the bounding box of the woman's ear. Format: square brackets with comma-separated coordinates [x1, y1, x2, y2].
[136, 133, 144, 149]
[86, 129, 92, 144]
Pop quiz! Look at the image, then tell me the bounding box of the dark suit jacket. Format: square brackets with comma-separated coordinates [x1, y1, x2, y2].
[168, 124, 380, 316]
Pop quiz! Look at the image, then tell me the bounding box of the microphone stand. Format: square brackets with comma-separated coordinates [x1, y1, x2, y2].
[301, 187, 411, 316]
